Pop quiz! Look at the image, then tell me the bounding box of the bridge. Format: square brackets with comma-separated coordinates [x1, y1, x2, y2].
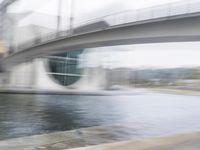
[1, 0, 200, 92]
[2, 0, 200, 66]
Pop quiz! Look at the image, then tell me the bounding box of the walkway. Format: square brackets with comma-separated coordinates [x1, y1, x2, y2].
[71, 132, 200, 150]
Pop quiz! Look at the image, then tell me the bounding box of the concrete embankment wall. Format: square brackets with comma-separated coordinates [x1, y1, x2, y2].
[2, 58, 65, 91]
[0, 58, 108, 92]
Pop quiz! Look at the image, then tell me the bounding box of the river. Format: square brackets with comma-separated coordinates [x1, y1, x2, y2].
[0, 91, 200, 140]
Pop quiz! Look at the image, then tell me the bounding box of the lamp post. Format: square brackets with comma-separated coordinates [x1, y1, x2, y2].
[57, 0, 62, 36]
[69, 0, 75, 35]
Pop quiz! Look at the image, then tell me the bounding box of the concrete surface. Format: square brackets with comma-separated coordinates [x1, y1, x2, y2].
[70, 132, 200, 150]
[0, 125, 140, 150]
[0, 124, 200, 150]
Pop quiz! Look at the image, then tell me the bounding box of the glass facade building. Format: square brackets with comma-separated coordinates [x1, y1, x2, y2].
[48, 49, 83, 86]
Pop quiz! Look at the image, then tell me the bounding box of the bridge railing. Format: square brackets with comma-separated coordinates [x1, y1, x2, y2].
[8, 0, 200, 54]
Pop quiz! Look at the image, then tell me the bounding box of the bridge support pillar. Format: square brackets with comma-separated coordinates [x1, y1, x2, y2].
[4, 58, 65, 91]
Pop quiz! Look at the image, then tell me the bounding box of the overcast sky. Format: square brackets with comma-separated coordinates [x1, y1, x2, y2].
[8, 0, 183, 15]
[81, 42, 200, 69]
[9, 0, 186, 29]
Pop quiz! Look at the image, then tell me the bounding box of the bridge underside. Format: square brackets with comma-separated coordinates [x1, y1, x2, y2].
[3, 15, 200, 67]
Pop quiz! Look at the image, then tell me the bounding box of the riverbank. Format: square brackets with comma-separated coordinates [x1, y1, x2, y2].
[70, 131, 200, 150]
[149, 87, 200, 96]
[0, 125, 143, 150]
[1, 87, 200, 96]
[0, 87, 145, 96]
[1, 126, 200, 150]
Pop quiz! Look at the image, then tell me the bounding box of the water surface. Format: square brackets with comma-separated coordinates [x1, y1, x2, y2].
[0, 92, 200, 140]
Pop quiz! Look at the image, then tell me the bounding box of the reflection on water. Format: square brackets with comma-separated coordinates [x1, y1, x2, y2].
[1, 92, 200, 140]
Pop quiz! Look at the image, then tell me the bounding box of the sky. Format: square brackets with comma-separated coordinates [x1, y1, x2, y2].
[7, 0, 186, 28]
[81, 42, 200, 69]
[8, 0, 183, 15]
